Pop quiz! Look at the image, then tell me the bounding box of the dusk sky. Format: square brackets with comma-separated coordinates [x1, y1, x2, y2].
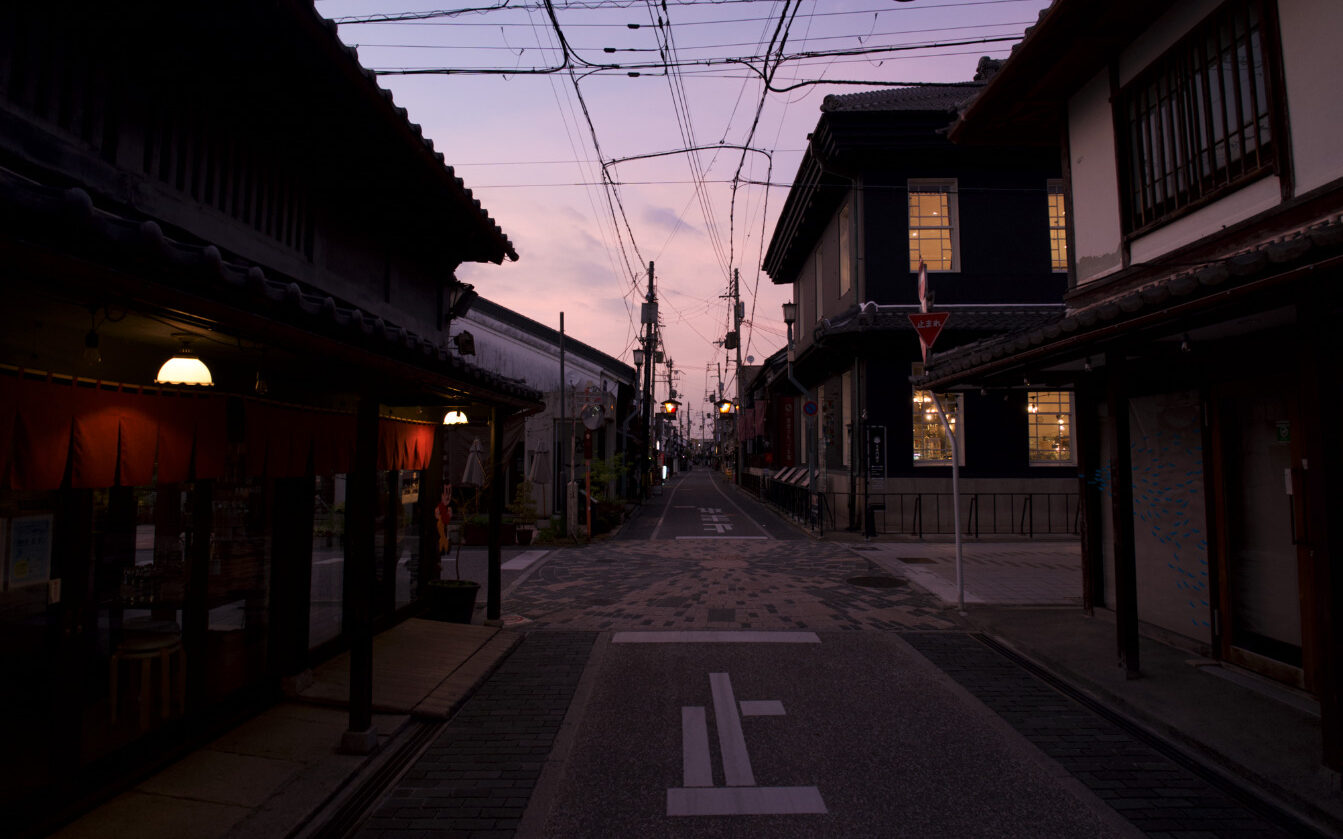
[319, 0, 1054, 416]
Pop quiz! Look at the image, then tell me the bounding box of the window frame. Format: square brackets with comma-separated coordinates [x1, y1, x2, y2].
[1027, 391, 1076, 466]
[907, 179, 960, 273]
[912, 389, 964, 466]
[1047, 180, 1068, 273]
[1115, 0, 1285, 236]
[838, 202, 852, 296]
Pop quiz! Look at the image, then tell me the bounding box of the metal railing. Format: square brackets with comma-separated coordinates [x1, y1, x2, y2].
[749, 478, 1080, 539]
[873, 491, 1080, 538]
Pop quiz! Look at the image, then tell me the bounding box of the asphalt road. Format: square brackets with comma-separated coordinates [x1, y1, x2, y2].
[504, 472, 1135, 838]
[525, 631, 1133, 838]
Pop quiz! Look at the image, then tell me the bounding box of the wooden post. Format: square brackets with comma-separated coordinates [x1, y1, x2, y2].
[341, 396, 379, 753]
[1075, 378, 1104, 615]
[1299, 298, 1342, 771]
[486, 405, 507, 624]
[1106, 352, 1140, 678]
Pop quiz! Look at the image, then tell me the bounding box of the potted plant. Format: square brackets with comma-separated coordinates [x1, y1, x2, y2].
[509, 480, 540, 546]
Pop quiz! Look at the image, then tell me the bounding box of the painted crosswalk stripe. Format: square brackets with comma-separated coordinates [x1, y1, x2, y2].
[612, 631, 819, 644]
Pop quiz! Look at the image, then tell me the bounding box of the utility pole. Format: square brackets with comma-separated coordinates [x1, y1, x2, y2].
[732, 268, 744, 485]
[640, 262, 656, 499]
[558, 312, 566, 535]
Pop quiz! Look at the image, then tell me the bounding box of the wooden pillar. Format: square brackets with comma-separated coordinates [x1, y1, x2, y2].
[1299, 297, 1342, 771]
[271, 476, 315, 678]
[382, 470, 399, 617]
[341, 396, 379, 753]
[1075, 378, 1104, 616]
[184, 481, 213, 708]
[1106, 352, 1140, 678]
[486, 405, 507, 624]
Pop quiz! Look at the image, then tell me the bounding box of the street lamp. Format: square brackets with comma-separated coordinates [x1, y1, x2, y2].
[782, 301, 797, 346]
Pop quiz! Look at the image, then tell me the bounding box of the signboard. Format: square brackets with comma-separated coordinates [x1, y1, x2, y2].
[6, 515, 53, 590]
[908, 311, 950, 362]
[780, 397, 796, 467]
[867, 425, 887, 486]
[802, 401, 818, 416]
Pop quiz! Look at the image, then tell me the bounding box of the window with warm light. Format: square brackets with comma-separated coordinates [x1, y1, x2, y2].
[1047, 181, 1068, 272]
[1027, 391, 1074, 464]
[912, 390, 961, 464]
[908, 180, 957, 272]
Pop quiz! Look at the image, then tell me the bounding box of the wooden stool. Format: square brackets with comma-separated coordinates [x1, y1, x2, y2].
[110, 624, 184, 728]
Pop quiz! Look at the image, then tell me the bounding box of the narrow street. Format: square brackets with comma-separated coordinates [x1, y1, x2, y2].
[349, 472, 1306, 839]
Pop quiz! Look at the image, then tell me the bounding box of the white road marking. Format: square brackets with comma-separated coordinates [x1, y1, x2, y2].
[710, 673, 754, 786]
[681, 707, 713, 788]
[667, 786, 828, 816]
[675, 536, 768, 540]
[667, 673, 827, 817]
[739, 700, 786, 716]
[501, 550, 550, 571]
[611, 631, 819, 644]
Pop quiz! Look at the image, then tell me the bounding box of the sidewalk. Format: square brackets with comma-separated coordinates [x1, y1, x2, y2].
[51, 619, 523, 839]
[824, 532, 1343, 836]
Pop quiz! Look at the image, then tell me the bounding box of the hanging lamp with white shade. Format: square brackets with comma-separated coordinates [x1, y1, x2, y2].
[155, 338, 213, 386]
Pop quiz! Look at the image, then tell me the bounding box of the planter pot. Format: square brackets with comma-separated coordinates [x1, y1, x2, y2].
[425, 580, 480, 623]
[516, 527, 534, 546]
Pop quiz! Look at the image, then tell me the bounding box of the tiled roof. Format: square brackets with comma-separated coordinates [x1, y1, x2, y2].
[821, 84, 983, 114]
[308, 11, 519, 263]
[0, 167, 541, 405]
[815, 303, 1065, 341]
[917, 215, 1343, 387]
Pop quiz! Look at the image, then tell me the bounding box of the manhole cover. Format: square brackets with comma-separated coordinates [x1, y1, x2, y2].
[847, 576, 906, 589]
[898, 556, 936, 564]
[849, 546, 878, 552]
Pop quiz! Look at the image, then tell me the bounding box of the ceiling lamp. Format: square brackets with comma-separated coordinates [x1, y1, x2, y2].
[155, 340, 213, 386]
[443, 409, 469, 425]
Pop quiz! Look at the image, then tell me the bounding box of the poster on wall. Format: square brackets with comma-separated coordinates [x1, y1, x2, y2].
[7, 515, 54, 590]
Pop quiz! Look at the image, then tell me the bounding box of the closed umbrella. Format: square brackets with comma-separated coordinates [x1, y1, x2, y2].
[527, 449, 552, 485]
[461, 438, 486, 487]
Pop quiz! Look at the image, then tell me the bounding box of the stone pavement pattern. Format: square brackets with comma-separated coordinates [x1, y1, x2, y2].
[902, 632, 1304, 839]
[353, 632, 598, 839]
[504, 538, 956, 631]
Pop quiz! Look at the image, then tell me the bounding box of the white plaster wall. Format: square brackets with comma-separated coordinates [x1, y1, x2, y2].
[1130, 176, 1282, 264]
[1117, 0, 1220, 86]
[1279, 0, 1343, 192]
[1068, 70, 1126, 285]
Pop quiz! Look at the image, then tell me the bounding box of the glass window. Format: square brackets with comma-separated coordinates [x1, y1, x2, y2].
[1118, 0, 1276, 232]
[1028, 391, 1074, 464]
[814, 244, 824, 321]
[908, 180, 958, 272]
[912, 390, 962, 464]
[1047, 181, 1068, 271]
[839, 203, 852, 295]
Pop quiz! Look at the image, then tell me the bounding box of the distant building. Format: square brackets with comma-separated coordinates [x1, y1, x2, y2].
[759, 63, 1075, 537]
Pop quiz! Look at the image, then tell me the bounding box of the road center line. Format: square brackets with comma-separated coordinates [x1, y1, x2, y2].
[710, 673, 755, 787]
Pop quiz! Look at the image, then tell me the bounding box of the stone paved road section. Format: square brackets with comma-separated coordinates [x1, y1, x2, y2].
[901, 632, 1307, 839]
[353, 632, 597, 839]
[504, 539, 956, 632]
